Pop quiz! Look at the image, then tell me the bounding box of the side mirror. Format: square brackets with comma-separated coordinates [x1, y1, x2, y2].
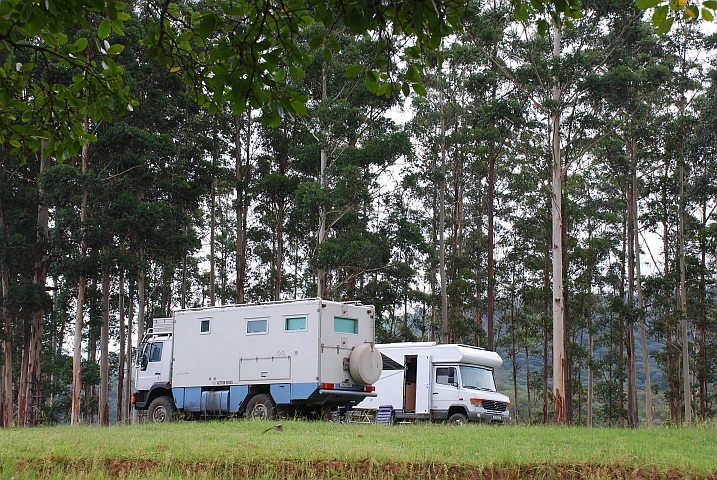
[140, 355, 148, 371]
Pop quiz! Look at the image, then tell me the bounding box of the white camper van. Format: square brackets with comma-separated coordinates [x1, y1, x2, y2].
[132, 299, 382, 422]
[356, 342, 511, 424]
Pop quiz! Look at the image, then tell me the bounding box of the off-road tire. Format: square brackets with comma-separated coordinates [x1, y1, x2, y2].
[147, 396, 176, 423]
[246, 394, 277, 420]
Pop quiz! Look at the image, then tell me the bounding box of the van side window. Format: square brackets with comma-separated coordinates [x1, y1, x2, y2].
[148, 342, 163, 362]
[435, 367, 455, 385]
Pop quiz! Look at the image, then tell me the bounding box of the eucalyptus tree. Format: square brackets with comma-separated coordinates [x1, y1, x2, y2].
[282, 26, 410, 302]
[688, 66, 717, 419]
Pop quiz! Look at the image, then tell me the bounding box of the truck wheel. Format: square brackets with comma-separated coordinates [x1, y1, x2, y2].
[246, 394, 276, 420]
[147, 396, 176, 423]
[447, 412, 468, 425]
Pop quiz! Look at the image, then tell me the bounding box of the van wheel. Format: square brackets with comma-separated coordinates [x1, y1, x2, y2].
[448, 412, 468, 425]
[246, 394, 277, 420]
[148, 396, 176, 423]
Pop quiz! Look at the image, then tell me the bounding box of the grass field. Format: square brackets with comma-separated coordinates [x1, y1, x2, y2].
[1, 420, 715, 479]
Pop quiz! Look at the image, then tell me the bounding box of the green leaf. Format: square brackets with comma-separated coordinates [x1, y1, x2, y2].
[291, 100, 307, 115]
[275, 68, 286, 83]
[345, 65, 364, 78]
[345, 6, 369, 34]
[106, 44, 125, 55]
[703, 7, 714, 20]
[329, 34, 341, 53]
[289, 65, 306, 80]
[704, 0, 717, 8]
[365, 70, 379, 93]
[402, 82, 411, 96]
[198, 14, 217, 39]
[98, 18, 111, 39]
[309, 34, 325, 49]
[405, 65, 420, 83]
[652, 4, 668, 23]
[75, 37, 88, 52]
[412, 83, 427, 96]
[537, 19, 549, 36]
[684, 5, 699, 17]
[635, 0, 661, 9]
[514, 3, 529, 22]
[656, 15, 674, 34]
[322, 47, 332, 62]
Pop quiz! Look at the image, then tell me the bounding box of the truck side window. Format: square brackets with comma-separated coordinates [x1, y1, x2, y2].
[436, 367, 455, 386]
[247, 318, 268, 334]
[148, 342, 163, 362]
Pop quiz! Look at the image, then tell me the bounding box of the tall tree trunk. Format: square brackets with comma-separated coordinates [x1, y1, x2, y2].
[510, 270, 518, 423]
[1, 193, 12, 427]
[550, 23, 567, 426]
[698, 202, 707, 419]
[586, 215, 594, 428]
[662, 171, 678, 423]
[25, 149, 50, 426]
[632, 142, 653, 428]
[99, 251, 110, 425]
[125, 278, 134, 422]
[487, 147, 496, 351]
[318, 63, 328, 299]
[210, 178, 216, 306]
[439, 66, 448, 342]
[117, 267, 125, 424]
[626, 175, 639, 428]
[235, 111, 250, 304]
[543, 231, 550, 424]
[678, 135, 691, 426]
[71, 128, 90, 425]
[132, 252, 146, 424]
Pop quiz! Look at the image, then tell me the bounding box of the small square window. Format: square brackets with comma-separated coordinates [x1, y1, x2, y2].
[285, 316, 307, 331]
[200, 319, 210, 334]
[334, 317, 358, 334]
[247, 318, 268, 334]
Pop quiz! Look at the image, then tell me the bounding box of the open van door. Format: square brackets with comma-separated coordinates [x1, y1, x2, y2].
[415, 354, 431, 414]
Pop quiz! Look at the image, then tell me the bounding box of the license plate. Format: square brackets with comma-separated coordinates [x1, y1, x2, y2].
[492, 415, 503, 421]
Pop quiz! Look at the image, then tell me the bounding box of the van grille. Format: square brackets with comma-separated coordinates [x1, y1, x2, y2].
[482, 400, 507, 412]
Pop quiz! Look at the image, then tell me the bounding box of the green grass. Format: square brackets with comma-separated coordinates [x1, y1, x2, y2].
[0, 420, 715, 479]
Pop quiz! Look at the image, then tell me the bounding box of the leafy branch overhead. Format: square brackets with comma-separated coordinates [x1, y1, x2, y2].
[0, 0, 136, 161]
[141, 0, 466, 127]
[635, 0, 717, 34]
[0, 0, 711, 161]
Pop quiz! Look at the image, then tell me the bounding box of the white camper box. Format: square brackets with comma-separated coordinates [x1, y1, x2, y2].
[132, 299, 382, 422]
[356, 342, 511, 424]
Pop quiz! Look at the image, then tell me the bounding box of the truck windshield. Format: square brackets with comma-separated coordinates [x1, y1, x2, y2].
[459, 366, 496, 391]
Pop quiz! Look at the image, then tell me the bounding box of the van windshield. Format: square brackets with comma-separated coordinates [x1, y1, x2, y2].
[459, 366, 496, 391]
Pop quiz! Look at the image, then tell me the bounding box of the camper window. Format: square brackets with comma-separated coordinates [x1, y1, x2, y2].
[334, 317, 358, 334]
[200, 319, 211, 334]
[247, 318, 268, 334]
[285, 316, 307, 331]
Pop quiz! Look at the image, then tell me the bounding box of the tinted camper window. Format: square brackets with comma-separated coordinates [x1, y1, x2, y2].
[247, 319, 268, 334]
[334, 317, 358, 334]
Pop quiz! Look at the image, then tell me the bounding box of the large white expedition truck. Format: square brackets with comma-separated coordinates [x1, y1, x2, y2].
[356, 342, 511, 424]
[132, 299, 382, 422]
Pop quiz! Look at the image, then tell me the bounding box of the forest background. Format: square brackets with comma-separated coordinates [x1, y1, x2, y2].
[1, 0, 716, 430]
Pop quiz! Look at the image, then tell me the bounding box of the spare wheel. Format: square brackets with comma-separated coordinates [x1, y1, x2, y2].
[349, 343, 382, 385]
